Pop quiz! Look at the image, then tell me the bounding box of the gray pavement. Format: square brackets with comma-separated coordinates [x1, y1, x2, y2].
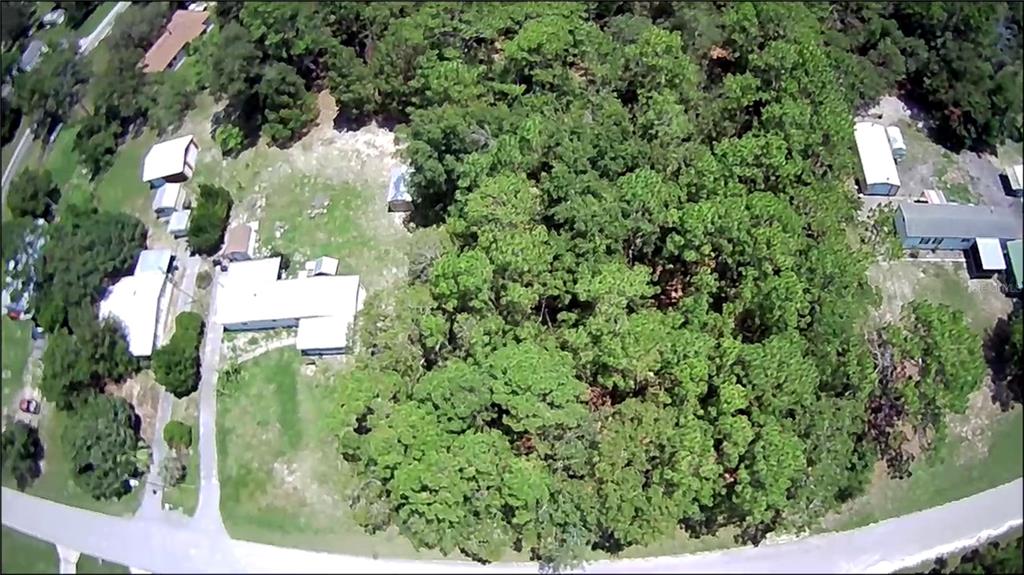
[3, 478, 1022, 573]
[192, 267, 226, 534]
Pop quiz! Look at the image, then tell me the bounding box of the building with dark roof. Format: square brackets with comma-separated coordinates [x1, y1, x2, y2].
[895, 202, 1022, 251]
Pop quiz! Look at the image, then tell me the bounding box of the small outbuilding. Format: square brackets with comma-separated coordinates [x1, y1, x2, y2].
[386, 165, 413, 212]
[1005, 240, 1023, 294]
[152, 182, 184, 218]
[305, 256, 339, 277]
[167, 209, 191, 238]
[854, 122, 901, 196]
[885, 125, 906, 163]
[142, 135, 199, 187]
[222, 223, 256, 262]
[895, 203, 1022, 251]
[965, 237, 1007, 279]
[1006, 164, 1023, 197]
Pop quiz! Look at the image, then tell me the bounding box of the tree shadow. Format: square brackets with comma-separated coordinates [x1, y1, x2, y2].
[984, 305, 1023, 411]
[210, 102, 261, 158]
[332, 109, 404, 134]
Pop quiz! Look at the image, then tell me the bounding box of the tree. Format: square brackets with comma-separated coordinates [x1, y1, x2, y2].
[213, 123, 245, 157]
[0, 2, 32, 49]
[12, 44, 87, 133]
[162, 420, 194, 450]
[33, 205, 147, 332]
[1, 96, 21, 146]
[257, 62, 316, 145]
[186, 184, 233, 256]
[152, 312, 204, 398]
[63, 394, 142, 500]
[6, 168, 60, 221]
[205, 22, 262, 107]
[108, 2, 173, 52]
[57, 2, 101, 28]
[74, 111, 120, 178]
[40, 316, 136, 410]
[148, 74, 196, 135]
[1, 421, 43, 490]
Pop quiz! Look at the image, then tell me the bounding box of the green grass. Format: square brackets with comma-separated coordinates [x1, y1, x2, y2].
[1, 317, 32, 410]
[2, 408, 144, 516]
[918, 264, 1003, 333]
[943, 182, 977, 205]
[162, 396, 200, 516]
[826, 409, 1023, 532]
[75, 2, 118, 38]
[77, 554, 130, 574]
[1, 526, 58, 574]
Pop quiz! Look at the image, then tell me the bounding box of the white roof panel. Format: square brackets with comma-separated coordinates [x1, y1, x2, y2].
[216, 273, 362, 327]
[142, 135, 196, 182]
[976, 237, 1006, 271]
[134, 249, 173, 275]
[152, 182, 183, 212]
[387, 164, 413, 203]
[167, 209, 191, 233]
[99, 273, 167, 357]
[855, 122, 901, 187]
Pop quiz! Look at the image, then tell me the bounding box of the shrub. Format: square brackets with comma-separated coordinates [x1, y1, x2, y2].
[152, 311, 205, 398]
[7, 167, 60, 221]
[214, 123, 245, 157]
[1, 421, 43, 490]
[163, 420, 194, 450]
[196, 269, 212, 290]
[187, 183, 233, 256]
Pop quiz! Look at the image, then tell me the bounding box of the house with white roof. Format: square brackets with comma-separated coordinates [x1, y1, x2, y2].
[98, 249, 174, 357]
[854, 122, 901, 196]
[152, 182, 184, 218]
[215, 257, 365, 356]
[142, 135, 199, 188]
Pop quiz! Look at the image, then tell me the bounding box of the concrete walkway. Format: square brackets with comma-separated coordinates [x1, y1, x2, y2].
[3, 478, 1022, 573]
[192, 268, 226, 535]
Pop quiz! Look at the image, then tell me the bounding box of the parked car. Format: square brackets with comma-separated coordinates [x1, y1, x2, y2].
[18, 398, 40, 415]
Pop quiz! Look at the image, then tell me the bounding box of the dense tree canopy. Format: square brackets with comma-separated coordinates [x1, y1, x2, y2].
[1, 421, 43, 490]
[187, 184, 233, 256]
[319, 2, 907, 567]
[63, 394, 142, 500]
[13, 44, 87, 134]
[6, 168, 60, 221]
[152, 312, 205, 398]
[41, 315, 136, 410]
[33, 205, 147, 333]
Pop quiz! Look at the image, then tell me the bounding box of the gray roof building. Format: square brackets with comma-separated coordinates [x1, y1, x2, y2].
[897, 202, 1022, 240]
[19, 40, 48, 72]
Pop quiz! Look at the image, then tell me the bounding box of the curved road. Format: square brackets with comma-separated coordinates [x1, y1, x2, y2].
[3, 478, 1021, 573]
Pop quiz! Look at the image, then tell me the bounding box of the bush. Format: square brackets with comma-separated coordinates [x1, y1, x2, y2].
[64, 394, 141, 500]
[160, 452, 187, 487]
[1, 421, 43, 490]
[163, 420, 194, 450]
[196, 269, 212, 290]
[187, 183, 233, 256]
[152, 311, 205, 398]
[214, 123, 245, 157]
[7, 167, 60, 221]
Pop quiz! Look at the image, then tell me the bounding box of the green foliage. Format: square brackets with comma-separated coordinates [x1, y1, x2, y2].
[1, 421, 43, 490]
[7, 168, 60, 221]
[196, 269, 212, 290]
[205, 22, 262, 106]
[162, 420, 194, 451]
[943, 536, 1023, 574]
[73, 113, 119, 178]
[40, 316, 136, 411]
[12, 44, 87, 133]
[1, 96, 20, 145]
[159, 452, 187, 488]
[148, 74, 197, 135]
[213, 123, 245, 158]
[63, 394, 142, 500]
[187, 184, 233, 256]
[57, 1, 101, 28]
[0, 2, 32, 49]
[34, 205, 147, 333]
[152, 312, 204, 398]
[258, 62, 316, 145]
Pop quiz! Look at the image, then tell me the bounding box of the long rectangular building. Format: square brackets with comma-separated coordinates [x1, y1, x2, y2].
[855, 122, 901, 196]
[214, 257, 365, 356]
[895, 202, 1022, 250]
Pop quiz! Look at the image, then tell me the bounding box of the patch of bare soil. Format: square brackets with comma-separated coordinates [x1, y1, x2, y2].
[105, 372, 161, 445]
[948, 384, 1004, 464]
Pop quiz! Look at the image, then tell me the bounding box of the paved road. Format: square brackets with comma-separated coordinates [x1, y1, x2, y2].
[0, 1, 131, 194]
[192, 267, 226, 534]
[3, 478, 1021, 573]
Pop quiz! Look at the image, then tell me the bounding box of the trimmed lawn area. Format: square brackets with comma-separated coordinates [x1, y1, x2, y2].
[162, 395, 200, 516]
[77, 554, 130, 574]
[824, 408, 1023, 532]
[1, 317, 32, 410]
[76, 2, 118, 38]
[1, 526, 58, 574]
[2, 407, 144, 516]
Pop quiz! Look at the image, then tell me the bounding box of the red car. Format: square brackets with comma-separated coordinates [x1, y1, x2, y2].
[18, 398, 40, 415]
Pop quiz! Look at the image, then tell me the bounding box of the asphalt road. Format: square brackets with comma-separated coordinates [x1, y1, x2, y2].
[3, 478, 1021, 573]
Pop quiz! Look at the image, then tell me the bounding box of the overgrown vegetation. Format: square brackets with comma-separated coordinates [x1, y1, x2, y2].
[187, 183, 233, 256]
[925, 535, 1024, 574]
[152, 311, 205, 398]
[1, 421, 44, 490]
[7, 168, 61, 221]
[163, 420, 193, 450]
[40, 315, 136, 410]
[63, 394, 144, 500]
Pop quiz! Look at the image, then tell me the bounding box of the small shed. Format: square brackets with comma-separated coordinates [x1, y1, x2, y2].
[305, 256, 339, 277]
[152, 182, 183, 218]
[167, 209, 191, 238]
[223, 224, 255, 262]
[142, 135, 200, 187]
[1005, 240, 1023, 294]
[386, 165, 413, 212]
[854, 122, 901, 196]
[885, 126, 906, 163]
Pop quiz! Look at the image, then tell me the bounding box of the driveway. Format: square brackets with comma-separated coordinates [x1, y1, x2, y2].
[192, 267, 226, 534]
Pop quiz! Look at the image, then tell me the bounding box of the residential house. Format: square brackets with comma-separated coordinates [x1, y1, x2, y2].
[142, 135, 200, 187]
[142, 10, 212, 73]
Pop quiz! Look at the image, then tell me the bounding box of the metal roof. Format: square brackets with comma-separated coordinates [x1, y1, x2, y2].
[975, 238, 1006, 271]
[897, 203, 1022, 240]
[855, 122, 901, 187]
[1007, 240, 1023, 291]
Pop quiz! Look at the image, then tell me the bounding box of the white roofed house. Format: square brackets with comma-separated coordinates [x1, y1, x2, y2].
[854, 122, 901, 196]
[215, 257, 366, 356]
[142, 135, 200, 188]
[98, 249, 175, 357]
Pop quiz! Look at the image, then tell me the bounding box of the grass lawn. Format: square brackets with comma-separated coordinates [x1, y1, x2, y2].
[2, 407, 144, 516]
[77, 554, 130, 574]
[162, 395, 200, 516]
[824, 408, 1023, 532]
[1, 317, 32, 410]
[1, 526, 58, 574]
[75, 2, 118, 38]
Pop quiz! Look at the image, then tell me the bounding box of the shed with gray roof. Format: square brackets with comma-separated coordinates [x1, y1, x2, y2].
[895, 202, 1022, 250]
